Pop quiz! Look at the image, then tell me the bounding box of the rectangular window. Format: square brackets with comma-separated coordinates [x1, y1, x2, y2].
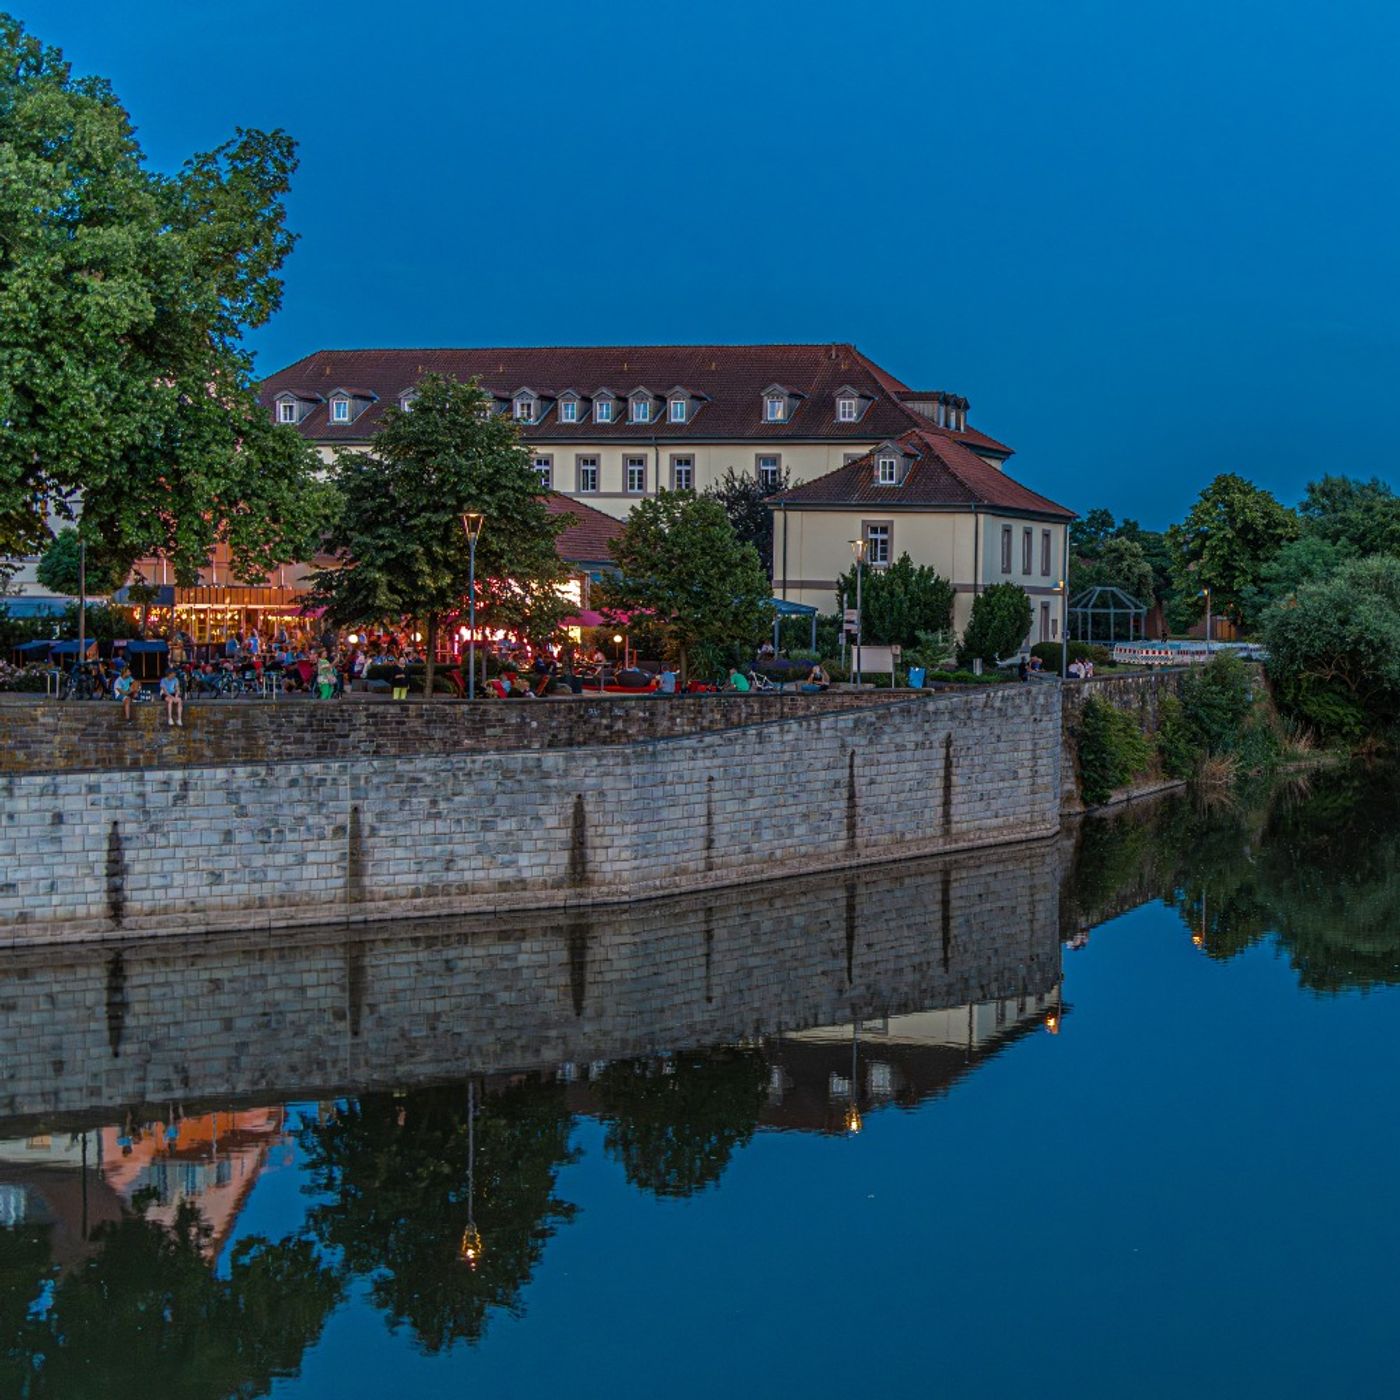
[514, 399, 533, 422]
[865, 523, 891, 566]
[331, 399, 350, 423]
[596, 400, 613, 423]
[669, 399, 686, 423]
[577, 456, 599, 493]
[277, 400, 298, 424]
[765, 397, 784, 422]
[1001, 524, 1012, 574]
[626, 456, 647, 493]
[877, 456, 898, 485]
[1040, 601, 1050, 642]
[671, 456, 694, 490]
[1022, 527, 1033, 574]
[837, 397, 857, 422]
[757, 455, 781, 491]
[561, 400, 578, 423]
[632, 399, 651, 423]
[532, 455, 552, 488]
[1041, 529, 1052, 577]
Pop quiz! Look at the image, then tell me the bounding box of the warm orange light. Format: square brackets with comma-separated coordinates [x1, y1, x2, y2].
[844, 1105, 862, 1135]
[1192, 933, 1204, 947]
[1045, 1014, 1060, 1035]
[458, 1225, 483, 1269]
[612, 633, 623, 644]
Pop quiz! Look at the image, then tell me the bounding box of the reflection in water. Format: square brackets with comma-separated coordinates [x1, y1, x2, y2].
[1, 768, 1397, 1391]
[1063, 765, 1400, 992]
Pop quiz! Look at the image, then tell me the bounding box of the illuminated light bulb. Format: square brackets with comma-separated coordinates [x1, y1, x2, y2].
[1192, 933, 1204, 947]
[844, 1105, 862, 1135]
[612, 634, 623, 644]
[458, 1225, 483, 1269]
[1044, 1014, 1060, 1035]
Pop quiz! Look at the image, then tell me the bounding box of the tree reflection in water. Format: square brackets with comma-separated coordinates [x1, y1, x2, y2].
[295, 1077, 576, 1354]
[0, 1198, 340, 1399]
[595, 1047, 768, 1198]
[1066, 764, 1400, 993]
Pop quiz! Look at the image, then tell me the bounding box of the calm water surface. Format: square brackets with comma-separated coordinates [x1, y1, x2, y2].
[2, 768, 1398, 1398]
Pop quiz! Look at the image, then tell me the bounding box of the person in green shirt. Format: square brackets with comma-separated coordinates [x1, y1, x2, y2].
[727, 667, 750, 693]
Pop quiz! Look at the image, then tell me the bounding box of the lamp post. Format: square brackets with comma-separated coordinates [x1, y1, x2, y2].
[1201, 587, 1212, 647]
[1058, 577, 1068, 679]
[849, 538, 867, 687]
[461, 513, 485, 699]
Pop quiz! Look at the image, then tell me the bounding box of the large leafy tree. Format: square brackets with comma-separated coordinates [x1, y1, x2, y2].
[833, 551, 954, 647]
[957, 582, 1031, 667]
[1073, 536, 1155, 610]
[309, 374, 571, 693]
[600, 491, 770, 684]
[1166, 473, 1298, 626]
[34, 526, 120, 596]
[706, 464, 789, 575]
[0, 14, 326, 581]
[1297, 474, 1400, 557]
[1263, 553, 1400, 740]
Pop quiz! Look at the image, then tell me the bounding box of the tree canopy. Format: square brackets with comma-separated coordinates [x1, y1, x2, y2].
[706, 464, 789, 576]
[34, 527, 120, 596]
[0, 14, 326, 581]
[1166, 473, 1298, 624]
[600, 491, 770, 683]
[834, 552, 954, 647]
[957, 582, 1031, 667]
[309, 373, 571, 691]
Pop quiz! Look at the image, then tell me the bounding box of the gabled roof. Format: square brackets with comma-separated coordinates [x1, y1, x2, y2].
[257, 344, 1010, 450]
[546, 493, 623, 565]
[770, 428, 1073, 520]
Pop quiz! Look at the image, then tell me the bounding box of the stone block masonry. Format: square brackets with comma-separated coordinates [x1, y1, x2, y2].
[0, 835, 1062, 1127]
[0, 685, 1062, 943]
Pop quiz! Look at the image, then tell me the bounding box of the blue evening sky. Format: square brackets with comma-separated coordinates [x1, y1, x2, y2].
[32, 0, 1400, 526]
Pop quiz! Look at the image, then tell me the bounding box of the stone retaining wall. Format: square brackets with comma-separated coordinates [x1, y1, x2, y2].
[0, 689, 903, 775]
[0, 836, 1061, 1126]
[0, 686, 1062, 942]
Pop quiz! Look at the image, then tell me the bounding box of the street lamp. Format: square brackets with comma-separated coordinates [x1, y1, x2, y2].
[1058, 577, 1068, 679]
[462, 513, 485, 699]
[612, 632, 625, 668]
[849, 538, 867, 687]
[1200, 587, 1212, 647]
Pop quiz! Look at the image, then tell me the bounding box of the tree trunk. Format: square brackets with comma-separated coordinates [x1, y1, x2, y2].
[425, 614, 438, 699]
[678, 645, 688, 690]
[140, 602, 150, 639]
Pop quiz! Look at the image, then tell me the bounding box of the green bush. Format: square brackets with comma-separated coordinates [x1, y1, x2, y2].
[1156, 653, 1277, 777]
[925, 669, 1011, 686]
[1156, 696, 1195, 778]
[1077, 696, 1152, 805]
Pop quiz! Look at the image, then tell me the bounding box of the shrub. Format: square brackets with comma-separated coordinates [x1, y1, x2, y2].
[957, 584, 1031, 667]
[834, 553, 954, 647]
[1077, 696, 1152, 805]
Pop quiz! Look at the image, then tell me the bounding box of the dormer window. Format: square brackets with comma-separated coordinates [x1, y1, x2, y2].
[276, 398, 299, 424]
[877, 455, 899, 485]
[765, 395, 785, 422]
[631, 398, 651, 423]
[837, 398, 857, 423]
[513, 395, 536, 423]
[398, 392, 417, 413]
[560, 399, 579, 423]
[330, 398, 350, 424]
[669, 398, 687, 423]
[596, 398, 614, 423]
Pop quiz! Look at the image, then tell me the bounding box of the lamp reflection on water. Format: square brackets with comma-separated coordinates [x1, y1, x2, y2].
[457, 1079, 484, 1270]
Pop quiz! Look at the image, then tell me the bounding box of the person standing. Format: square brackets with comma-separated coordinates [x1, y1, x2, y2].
[391, 656, 410, 702]
[316, 652, 337, 700]
[158, 667, 184, 727]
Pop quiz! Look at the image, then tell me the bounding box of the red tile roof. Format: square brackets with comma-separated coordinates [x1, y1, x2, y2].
[770, 428, 1074, 520]
[259, 344, 1012, 455]
[546, 493, 622, 565]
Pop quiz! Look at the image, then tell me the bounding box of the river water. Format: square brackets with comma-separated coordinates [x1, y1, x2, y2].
[1, 767, 1397, 1398]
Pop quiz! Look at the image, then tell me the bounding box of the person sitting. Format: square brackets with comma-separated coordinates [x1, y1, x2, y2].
[801, 662, 830, 694]
[113, 666, 137, 722]
[758, 640, 776, 660]
[658, 667, 678, 695]
[1029, 653, 1044, 673]
[158, 668, 184, 727]
[726, 667, 751, 693]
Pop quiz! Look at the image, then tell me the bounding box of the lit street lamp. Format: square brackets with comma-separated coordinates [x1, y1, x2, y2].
[1200, 587, 1212, 647]
[462, 513, 485, 699]
[849, 538, 867, 686]
[1058, 577, 1068, 678]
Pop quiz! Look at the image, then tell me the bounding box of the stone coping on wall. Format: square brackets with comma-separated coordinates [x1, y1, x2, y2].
[0, 687, 912, 776]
